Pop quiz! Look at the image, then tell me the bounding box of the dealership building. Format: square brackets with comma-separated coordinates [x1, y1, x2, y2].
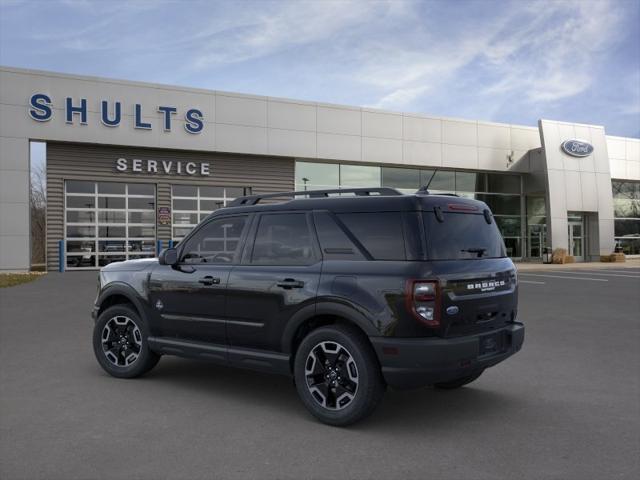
[1, 66, 639, 272]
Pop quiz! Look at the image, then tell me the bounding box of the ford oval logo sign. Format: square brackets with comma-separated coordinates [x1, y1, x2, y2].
[561, 139, 594, 157]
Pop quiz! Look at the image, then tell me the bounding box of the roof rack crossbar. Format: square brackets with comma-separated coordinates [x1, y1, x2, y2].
[227, 187, 403, 207]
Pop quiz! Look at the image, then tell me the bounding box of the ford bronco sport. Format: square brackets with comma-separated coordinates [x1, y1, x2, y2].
[92, 187, 524, 426]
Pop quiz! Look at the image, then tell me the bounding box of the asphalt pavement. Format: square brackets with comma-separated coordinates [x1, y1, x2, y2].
[1, 267, 639, 480]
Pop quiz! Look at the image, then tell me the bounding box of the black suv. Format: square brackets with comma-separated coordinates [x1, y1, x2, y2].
[92, 187, 524, 426]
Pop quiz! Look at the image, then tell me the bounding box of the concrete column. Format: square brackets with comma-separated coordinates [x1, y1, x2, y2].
[0, 136, 30, 271]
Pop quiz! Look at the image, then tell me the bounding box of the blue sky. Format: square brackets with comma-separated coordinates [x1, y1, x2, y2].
[1, 0, 639, 137]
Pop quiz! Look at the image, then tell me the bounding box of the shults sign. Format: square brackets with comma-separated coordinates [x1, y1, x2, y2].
[28, 93, 204, 134]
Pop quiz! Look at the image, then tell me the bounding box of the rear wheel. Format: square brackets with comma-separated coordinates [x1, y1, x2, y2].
[294, 324, 385, 426]
[93, 304, 160, 378]
[434, 370, 484, 390]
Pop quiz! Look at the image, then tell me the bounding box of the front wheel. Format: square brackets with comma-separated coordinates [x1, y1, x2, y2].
[294, 325, 385, 426]
[433, 370, 484, 390]
[93, 304, 160, 378]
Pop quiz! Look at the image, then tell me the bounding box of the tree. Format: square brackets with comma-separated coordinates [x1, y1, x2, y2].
[30, 163, 46, 269]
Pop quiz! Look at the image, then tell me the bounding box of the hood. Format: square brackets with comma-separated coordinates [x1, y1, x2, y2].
[100, 257, 158, 272]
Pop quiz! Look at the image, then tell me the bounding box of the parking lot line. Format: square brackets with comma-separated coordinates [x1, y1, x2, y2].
[519, 280, 546, 284]
[519, 273, 608, 282]
[551, 271, 640, 279]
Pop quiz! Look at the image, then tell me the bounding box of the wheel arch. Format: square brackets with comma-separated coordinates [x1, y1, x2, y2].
[283, 302, 380, 372]
[97, 283, 148, 323]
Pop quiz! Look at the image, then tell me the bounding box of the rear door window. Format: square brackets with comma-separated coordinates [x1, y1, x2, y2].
[337, 212, 406, 260]
[423, 212, 505, 260]
[251, 213, 317, 265]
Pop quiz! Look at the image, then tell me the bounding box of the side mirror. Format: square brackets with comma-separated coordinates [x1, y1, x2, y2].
[158, 248, 178, 266]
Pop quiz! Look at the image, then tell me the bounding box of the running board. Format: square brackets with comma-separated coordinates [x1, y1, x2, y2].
[147, 337, 291, 376]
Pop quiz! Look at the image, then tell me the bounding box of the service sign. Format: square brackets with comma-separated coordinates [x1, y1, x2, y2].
[561, 139, 594, 157]
[115, 157, 210, 176]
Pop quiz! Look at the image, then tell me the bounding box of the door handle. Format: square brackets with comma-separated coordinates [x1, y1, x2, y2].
[276, 278, 305, 289]
[198, 276, 221, 286]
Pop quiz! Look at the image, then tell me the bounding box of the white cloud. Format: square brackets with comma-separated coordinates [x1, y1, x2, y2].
[354, 0, 624, 111]
[482, 0, 622, 103]
[191, 0, 401, 69]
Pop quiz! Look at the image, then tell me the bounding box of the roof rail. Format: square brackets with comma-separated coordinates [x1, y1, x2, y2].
[227, 187, 403, 207]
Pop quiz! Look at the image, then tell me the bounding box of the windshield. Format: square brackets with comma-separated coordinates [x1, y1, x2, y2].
[423, 212, 506, 260]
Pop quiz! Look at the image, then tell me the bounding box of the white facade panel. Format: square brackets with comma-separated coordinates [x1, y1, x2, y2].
[268, 128, 316, 158]
[626, 160, 640, 180]
[402, 116, 441, 143]
[564, 170, 583, 211]
[510, 127, 541, 151]
[477, 124, 511, 149]
[317, 133, 361, 162]
[478, 147, 510, 171]
[443, 120, 477, 146]
[573, 125, 592, 142]
[626, 139, 640, 161]
[557, 123, 576, 144]
[0, 235, 30, 271]
[0, 169, 29, 204]
[580, 172, 598, 212]
[589, 128, 610, 175]
[268, 100, 316, 132]
[215, 94, 267, 127]
[362, 111, 402, 139]
[362, 137, 403, 164]
[1, 136, 30, 171]
[0, 202, 29, 236]
[609, 159, 627, 179]
[442, 144, 478, 169]
[606, 137, 626, 159]
[215, 123, 267, 154]
[402, 141, 442, 167]
[317, 106, 361, 136]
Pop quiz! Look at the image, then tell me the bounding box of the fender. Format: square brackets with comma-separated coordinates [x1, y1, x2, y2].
[95, 282, 152, 327]
[280, 298, 379, 354]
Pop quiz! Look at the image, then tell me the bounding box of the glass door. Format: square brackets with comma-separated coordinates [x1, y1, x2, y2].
[567, 215, 584, 261]
[527, 223, 546, 258]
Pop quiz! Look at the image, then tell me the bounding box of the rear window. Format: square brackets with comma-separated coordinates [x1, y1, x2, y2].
[423, 212, 506, 260]
[337, 212, 406, 260]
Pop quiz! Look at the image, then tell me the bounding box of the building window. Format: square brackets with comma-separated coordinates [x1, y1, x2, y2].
[171, 186, 247, 243]
[526, 196, 547, 258]
[295, 161, 525, 258]
[64, 181, 156, 269]
[612, 180, 640, 255]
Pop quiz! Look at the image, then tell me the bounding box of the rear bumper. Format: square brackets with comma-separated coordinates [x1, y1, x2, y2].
[370, 323, 524, 389]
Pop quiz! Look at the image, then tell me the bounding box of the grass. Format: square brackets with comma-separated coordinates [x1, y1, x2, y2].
[0, 273, 46, 288]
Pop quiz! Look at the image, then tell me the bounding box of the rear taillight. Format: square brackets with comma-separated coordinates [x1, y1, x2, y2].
[406, 280, 440, 327]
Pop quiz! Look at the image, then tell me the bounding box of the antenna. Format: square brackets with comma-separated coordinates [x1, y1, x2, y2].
[423, 169, 437, 190]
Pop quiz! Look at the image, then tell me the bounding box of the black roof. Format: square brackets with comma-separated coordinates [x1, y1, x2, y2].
[212, 187, 490, 216]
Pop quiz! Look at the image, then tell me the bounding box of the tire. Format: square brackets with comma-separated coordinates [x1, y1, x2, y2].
[433, 370, 484, 390]
[93, 304, 160, 378]
[294, 324, 385, 426]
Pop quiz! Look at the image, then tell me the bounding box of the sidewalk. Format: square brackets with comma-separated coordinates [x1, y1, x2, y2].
[515, 258, 640, 271]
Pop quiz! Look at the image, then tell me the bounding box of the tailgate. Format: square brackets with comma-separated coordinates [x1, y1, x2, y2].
[431, 259, 518, 337]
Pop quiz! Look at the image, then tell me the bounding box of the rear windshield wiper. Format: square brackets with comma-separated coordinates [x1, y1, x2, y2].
[461, 248, 487, 257]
